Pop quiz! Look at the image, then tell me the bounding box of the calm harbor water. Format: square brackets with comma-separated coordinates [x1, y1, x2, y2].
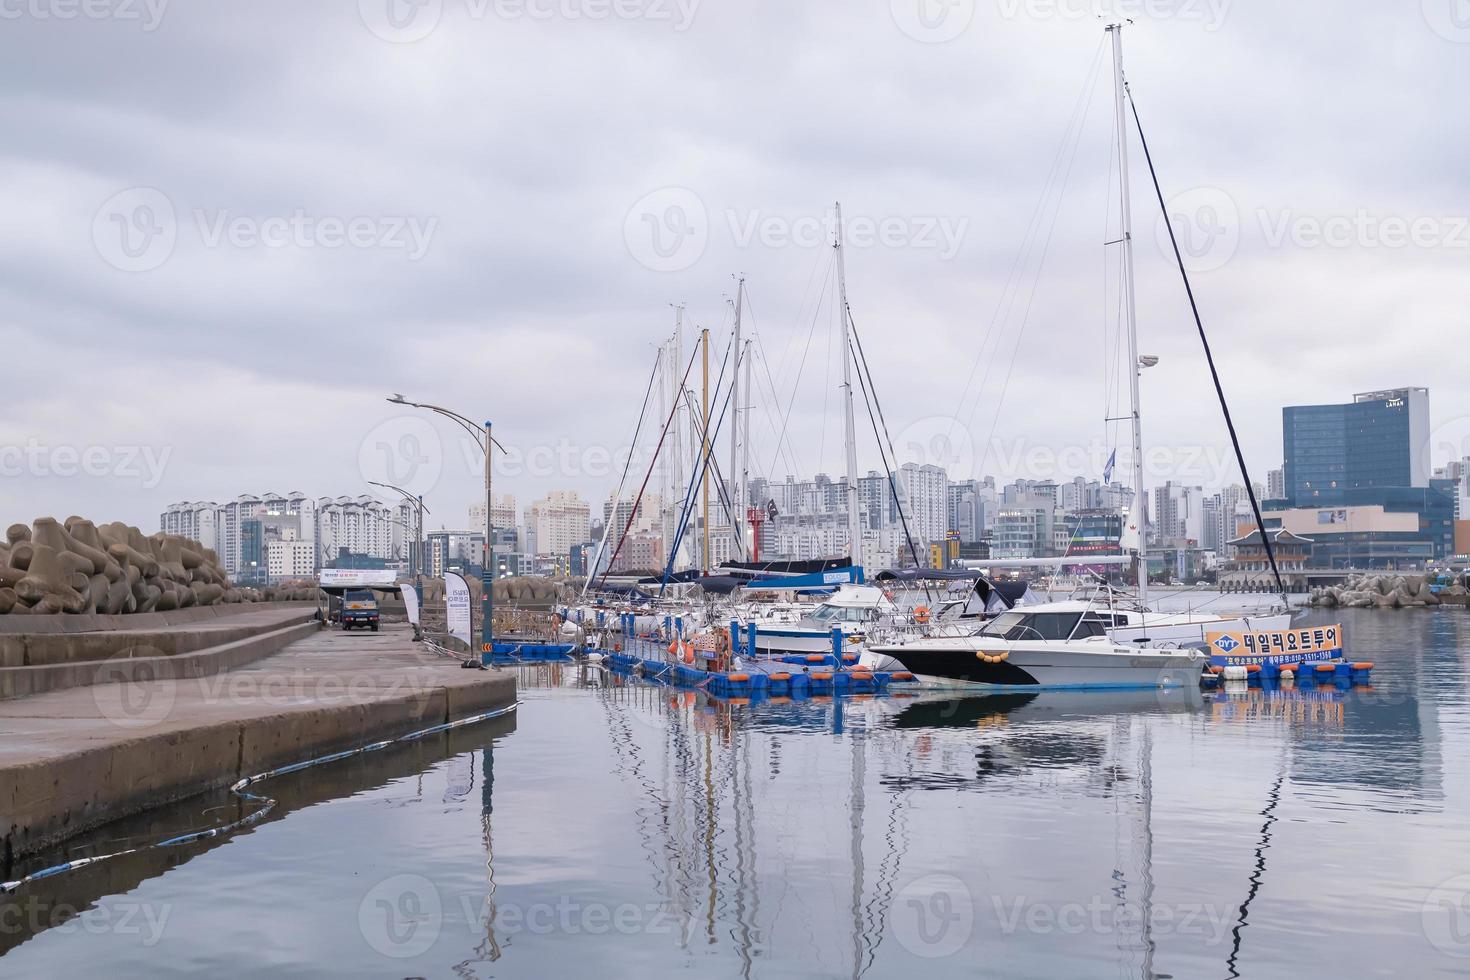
[4, 605, 1470, 977]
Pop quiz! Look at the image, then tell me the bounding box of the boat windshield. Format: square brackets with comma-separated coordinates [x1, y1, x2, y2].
[978, 611, 1083, 641]
[807, 604, 873, 623]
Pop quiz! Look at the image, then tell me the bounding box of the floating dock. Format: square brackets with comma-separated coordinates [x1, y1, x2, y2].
[594, 611, 916, 699]
[1202, 659, 1374, 688]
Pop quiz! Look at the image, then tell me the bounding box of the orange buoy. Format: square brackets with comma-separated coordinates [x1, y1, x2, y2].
[769, 672, 792, 681]
[1208, 665, 1225, 674]
[1315, 663, 1337, 673]
[726, 673, 751, 682]
[811, 671, 833, 681]
[1351, 662, 1375, 670]
[806, 654, 827, 663]
[1245, 664, 1262, 673]
[891, 671, 914, 680]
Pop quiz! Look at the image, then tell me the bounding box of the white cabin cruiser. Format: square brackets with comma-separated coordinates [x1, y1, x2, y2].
[867, 600, 1287, 690]
[741, 584, 896, 656]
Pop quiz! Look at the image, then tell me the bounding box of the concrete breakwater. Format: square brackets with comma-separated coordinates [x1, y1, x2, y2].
[0, 516, 316, 618]
[1308, 573, 1464, 608]
[0, 622, 515, 862]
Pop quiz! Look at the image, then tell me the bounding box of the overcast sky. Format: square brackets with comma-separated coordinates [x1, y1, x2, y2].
[2, 0, 1467, 532]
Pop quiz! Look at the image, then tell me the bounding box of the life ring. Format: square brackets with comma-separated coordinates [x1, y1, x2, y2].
[913, 605, 931, 625]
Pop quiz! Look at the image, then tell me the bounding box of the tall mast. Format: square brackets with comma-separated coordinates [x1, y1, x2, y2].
[670, 304, 685, 569]
[657, 337, 668, 564]
[741, 337, 752, 562]
[729, 277, 745, 560]
[701, 327, 711, 572]
[834, 202, 864, 573]
[1110, 23, 1148, 609]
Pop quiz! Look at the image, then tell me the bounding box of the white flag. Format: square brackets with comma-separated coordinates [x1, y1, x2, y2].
[400, 583, 421, 627]
[445, 572, 472, 646]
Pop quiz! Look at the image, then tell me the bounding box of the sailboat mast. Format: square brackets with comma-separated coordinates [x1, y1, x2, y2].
[701, 327, 711, 573]
[1110, 24, 1148, 608]
[671, 305, 685, 569]
[834, 202, 864, 573]
[729, 278, 745, 560]
[741, 337, 752, 562]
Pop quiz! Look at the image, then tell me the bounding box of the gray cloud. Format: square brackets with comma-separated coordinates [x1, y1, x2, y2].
[1, 0, 1466, 530]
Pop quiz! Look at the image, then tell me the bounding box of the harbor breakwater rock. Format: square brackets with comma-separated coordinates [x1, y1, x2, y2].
[1309, 573, 1464, 609]
[0, 517, 314, 616]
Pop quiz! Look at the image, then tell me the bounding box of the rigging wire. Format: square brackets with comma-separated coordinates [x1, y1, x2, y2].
[658, 332, 737, 583]
[662, 358, 741, 591]
[764, 252, 835, 483]
[595, 342, 703, 588]
[848, 329, 934, 604]
[947, 34, 1109, 455]
[742, 290, 805, 480]
[847, 311, 934, 601]
[1127, 89, 1289, 603]
[972, 43, 1108, 478]
[582, 349, 674, 597]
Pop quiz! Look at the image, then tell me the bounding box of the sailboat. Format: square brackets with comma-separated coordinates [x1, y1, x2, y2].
[870, 24, 1292, 691]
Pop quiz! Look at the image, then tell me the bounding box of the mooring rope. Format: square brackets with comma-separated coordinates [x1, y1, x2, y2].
[2, 701, 520, 894]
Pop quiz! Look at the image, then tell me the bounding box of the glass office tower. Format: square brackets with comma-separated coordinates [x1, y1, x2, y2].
[1283, 387, 1429, 507]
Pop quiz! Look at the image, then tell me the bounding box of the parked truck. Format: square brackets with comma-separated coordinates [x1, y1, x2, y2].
[340, 589, 380, 631]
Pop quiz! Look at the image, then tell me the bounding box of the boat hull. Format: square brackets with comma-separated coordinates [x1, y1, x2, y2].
[873, 641, 1202, 691]
[749, 628, 861, 656]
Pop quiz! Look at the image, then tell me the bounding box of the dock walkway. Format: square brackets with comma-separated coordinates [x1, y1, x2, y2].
[0, 622, 515, 861]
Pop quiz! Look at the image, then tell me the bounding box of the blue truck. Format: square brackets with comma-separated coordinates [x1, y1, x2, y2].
[340, 589, 380, 631]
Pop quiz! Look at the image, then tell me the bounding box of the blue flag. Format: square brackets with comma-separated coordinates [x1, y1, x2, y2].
[1103, 449, 1116, 485]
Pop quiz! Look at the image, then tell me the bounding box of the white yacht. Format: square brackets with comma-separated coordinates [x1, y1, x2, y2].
[741, 584, 896, 656]
[867, 600, 1288, 690]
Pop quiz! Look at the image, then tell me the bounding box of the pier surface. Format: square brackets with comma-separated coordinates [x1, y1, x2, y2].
[0, 622, 515, 860]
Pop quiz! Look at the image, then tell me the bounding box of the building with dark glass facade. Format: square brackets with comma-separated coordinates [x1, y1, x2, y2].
[1271, 388, 1449, 566]
[1283, 387, 1429, 507]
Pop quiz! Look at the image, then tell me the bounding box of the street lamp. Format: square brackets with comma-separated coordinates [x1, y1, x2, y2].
[369, 480, 429, 582]
[388, 394, 499, 663]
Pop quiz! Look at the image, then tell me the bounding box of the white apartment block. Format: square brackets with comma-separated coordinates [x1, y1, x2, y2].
[160, 501, 220, 553]
[468, 495, 518, 534]
[528, 490, 591, 558]
[266, 539, 315, 581]
[897, 463, 949, 548]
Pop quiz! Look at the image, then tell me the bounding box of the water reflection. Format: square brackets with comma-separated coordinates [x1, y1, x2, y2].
[3, 608, 1466, 977]
[0, 714, 516, 958]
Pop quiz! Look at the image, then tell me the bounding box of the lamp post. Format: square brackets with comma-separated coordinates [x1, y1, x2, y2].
[387, 395, 501, 663]
[368, 481, 429, 583]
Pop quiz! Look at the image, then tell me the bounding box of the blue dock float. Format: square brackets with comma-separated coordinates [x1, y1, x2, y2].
[1209, 659, 1375, 689]
[487, 641, 577, 664]
[599, 617, 917, 700]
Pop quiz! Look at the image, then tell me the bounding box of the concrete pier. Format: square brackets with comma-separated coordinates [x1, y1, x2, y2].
[0, 603, 322, 700]
[0, 622, 516, 861]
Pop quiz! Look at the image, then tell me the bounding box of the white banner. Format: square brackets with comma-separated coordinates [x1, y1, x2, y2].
[319, 568, 398, 588]
[400, 583, 421, 627]
[1119, 495, 1144, 552]
[445, 572, 472, 647]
